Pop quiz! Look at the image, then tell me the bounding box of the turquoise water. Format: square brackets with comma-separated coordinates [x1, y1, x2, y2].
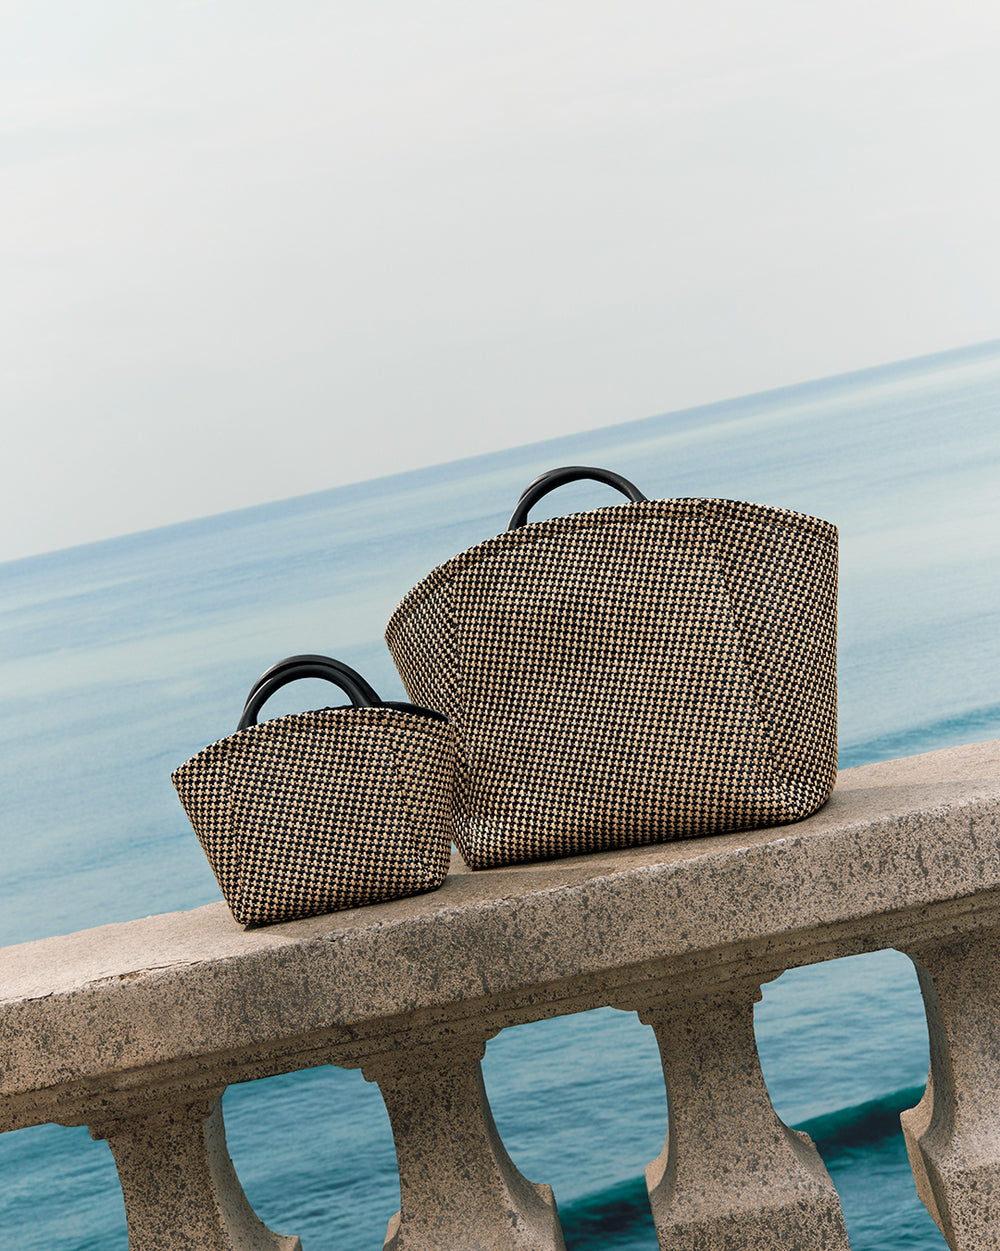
[2, 339, 999, 1247]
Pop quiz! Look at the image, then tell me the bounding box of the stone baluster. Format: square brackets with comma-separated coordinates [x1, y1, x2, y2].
[90, 1092, 301, 1251]
[638, 981, 850, 1251]
[902, 931, 1000, 1249]
[363, 1036, 565, 1251]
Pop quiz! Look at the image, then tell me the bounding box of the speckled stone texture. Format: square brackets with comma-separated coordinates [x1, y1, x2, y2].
[364, 1039, 565, 1251]
[91, 1095, 301, 1250]
[2, 739, 998, 1249]
[901, 931, 1000, 1250]
[640, 984, 850, 1250]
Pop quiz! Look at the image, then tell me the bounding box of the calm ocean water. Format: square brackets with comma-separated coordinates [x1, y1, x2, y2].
[2, 340, 999, 1248]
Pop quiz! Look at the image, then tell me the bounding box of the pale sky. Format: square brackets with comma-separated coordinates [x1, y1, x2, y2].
[4, 0, 999, 563]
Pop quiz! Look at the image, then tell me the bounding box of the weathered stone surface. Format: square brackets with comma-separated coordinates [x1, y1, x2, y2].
[1, 739, 998, 1132]
[1, 740, 999, 1248]
[901, 931, 1000, 1250]
[640, 983, 850, 1251]
[364, 1038, 565, 1251]
[91, 1095, 301, 1251]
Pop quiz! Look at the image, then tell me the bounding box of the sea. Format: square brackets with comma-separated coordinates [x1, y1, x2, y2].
[2, 339, 999, 1249]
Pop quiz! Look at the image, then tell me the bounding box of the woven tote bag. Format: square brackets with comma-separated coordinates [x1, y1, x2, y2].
[385, 466, 837, 870]
[172, 655, 455, 926]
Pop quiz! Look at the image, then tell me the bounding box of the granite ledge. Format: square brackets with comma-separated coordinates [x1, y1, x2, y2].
[1, 739, 997, 1123]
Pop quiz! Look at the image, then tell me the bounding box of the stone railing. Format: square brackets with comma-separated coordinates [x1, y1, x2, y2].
[2, 739, 999, 1250]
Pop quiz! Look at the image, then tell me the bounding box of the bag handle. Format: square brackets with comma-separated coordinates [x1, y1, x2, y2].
[507, 466, 647, 530]
[238, 655, 382, 731]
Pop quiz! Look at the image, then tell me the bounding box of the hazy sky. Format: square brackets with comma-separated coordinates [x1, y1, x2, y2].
[4, 0, 999, 562]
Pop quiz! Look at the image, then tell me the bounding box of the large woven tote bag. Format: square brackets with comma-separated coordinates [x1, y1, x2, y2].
[173, 656, 455, 926]
[385, 466, 837, 870]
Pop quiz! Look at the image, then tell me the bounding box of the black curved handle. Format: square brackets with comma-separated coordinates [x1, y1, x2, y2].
[238, 655, 382, 731]
[243, 654, 381, 709]
[507, 466, 647, 530]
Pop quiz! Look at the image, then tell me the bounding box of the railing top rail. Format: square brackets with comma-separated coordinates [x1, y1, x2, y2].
[2, 739, 998, 1131]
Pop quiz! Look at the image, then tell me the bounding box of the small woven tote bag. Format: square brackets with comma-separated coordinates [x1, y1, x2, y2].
[172, 655, 455, 926]
[385, 466, 838, 870]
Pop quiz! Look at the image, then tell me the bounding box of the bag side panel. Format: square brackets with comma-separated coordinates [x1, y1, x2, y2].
[383, 716, 456, 886]
[386, 573, 473, 854]
[172, 747, 242, 909]
[701, 500, 838, 813]
[386, 574, 457, 716]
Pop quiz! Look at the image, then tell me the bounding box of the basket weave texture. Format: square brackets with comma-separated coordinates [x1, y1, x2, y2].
[173, 706, 454, 926]
[386, 497, 837, 870]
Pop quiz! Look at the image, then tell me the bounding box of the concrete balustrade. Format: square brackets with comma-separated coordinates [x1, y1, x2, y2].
[638, 983, 850, 1249]
[91, 1095, 302, 1251]
[363, 1040, 564, 1251]
[1, 738, 998, 1249]
[901, 932, 1000, 1250]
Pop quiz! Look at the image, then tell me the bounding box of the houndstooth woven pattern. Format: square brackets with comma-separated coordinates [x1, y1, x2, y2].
[385, 497, 837, 870]
[172, 707, 454, 926]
